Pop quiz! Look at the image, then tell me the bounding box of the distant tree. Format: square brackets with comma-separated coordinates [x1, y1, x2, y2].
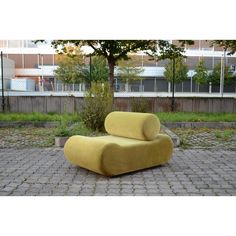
[164, 57, 188, 83]
[150, 40, 194, 61]
[149, 40, 194, 111]
[54, 55, 83, 84]
[193, 58, 208, 92]
[80, 56, 109, 84]
[117, 60, 144, 83]
[211, 40, 236, 55]
[35, 40, 194, 95]
[35, 39, 195, 98]
[49, 40, 158, 93]
[210, 40, 236, 95]
[208, 63, 235, 86]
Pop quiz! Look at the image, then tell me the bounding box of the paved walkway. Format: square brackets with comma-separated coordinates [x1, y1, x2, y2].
[0, 148, 235, 196]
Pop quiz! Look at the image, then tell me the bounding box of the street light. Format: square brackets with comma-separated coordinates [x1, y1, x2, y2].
[220, 50, 226, 97]
[1, 51, 5, 112]
[171, 58, 175, 112]
[89, 54, 92, 82]
[81, 46, 94, 85]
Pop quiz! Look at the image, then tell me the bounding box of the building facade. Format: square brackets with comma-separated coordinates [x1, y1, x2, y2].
[0, 40, 236, 94]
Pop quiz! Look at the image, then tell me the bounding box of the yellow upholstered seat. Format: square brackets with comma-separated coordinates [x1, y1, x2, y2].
[64, 112, 173, 176]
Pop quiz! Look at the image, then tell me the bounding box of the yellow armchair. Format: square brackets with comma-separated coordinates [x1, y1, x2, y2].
[64, 112, 173, 176]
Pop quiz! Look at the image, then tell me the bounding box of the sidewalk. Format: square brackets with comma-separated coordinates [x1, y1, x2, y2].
[0, 147, 235, 196]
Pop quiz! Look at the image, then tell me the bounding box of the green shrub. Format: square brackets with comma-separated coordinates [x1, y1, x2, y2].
[54, 120, 71, 137]
[81, 82, 113, 131]
[130, 97, 150, 113]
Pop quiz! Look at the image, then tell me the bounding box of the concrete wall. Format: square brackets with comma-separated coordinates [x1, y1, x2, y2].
[0, 96, 236, 113]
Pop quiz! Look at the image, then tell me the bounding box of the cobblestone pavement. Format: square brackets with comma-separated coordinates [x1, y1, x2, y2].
[0, 148, 235, 196]
[0, 127, 56, 148]
[172, 128, 236, 150]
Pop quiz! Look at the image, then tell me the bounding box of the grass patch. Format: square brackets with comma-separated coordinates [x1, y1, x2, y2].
[156, 112, 236, 122]
[1, 111, 235, 123]
[214, 130, 234, 140]
[0, 112, 81, 122]
[54, 121, 105, 137]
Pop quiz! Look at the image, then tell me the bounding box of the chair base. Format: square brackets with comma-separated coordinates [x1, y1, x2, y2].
[64, 134, 174, 176]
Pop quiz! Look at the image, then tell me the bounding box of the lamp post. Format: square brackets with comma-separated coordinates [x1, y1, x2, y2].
[220, 50, 226, 97]
[1, 51, 5, 112]
[89, 54, 92, 82]
[41, 54, 44, 92]
[171, 58, 175, 112]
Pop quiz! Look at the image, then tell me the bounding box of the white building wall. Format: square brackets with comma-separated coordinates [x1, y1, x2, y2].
[0, 57, 15, 79]
[0, 57, 15, 90]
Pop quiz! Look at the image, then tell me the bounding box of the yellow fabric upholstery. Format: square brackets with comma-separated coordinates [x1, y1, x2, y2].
[105, 111, 160, 141]
[64, 112, 173, 176]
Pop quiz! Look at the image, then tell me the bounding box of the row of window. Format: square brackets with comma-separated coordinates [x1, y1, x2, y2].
[4, 53, 236, 70]
[0, 40, 220, 50]
[0, 40, 39, 48]
[6, 54, 55, 68]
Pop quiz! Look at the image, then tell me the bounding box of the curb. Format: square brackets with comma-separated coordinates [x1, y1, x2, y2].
[161, 125, 180, 147]
[163, 122, 236, 129]
[0, 121, 59, 128]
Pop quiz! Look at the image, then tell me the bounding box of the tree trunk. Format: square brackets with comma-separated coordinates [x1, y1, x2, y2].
[108, 58, 115, 94]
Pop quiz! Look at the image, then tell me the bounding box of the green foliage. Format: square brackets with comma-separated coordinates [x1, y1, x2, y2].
[130, 97, 150, 113]
[211, 40, 236, 55]
[51, 40, 158, 60]
[193, 59, 208, 85]
[208, 63, 236, 86]
[164, 57, 188, 83]
[149, 40, 194, 61]
[54, 55, 83, 84]
[54, 121, 100, 137]
[54, 120, 71, 137]
[46, 40, 194, 93]
[214, 130, 234, 140]
[0, 112, 80, 122]
[69, 122, 105, 136]
[80, 56, 109, 83]
[81, 82, 113, 131]
[117, 60, 144, 83]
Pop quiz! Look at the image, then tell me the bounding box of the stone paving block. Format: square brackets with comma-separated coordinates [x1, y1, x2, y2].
[0, 148, 236, 196]
[94, 191, 107, 196]
[92, 193, 105, 196]
[0, 190, 11, 196]
[10, 191, 27, 196]
[121, 193, 134, 196]
[106, 193, 121, 196]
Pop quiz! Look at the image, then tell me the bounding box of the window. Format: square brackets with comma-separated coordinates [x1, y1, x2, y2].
[8, 40, 21, 48]
[24, 54, 38, 68]
[0, 40, 6, 47]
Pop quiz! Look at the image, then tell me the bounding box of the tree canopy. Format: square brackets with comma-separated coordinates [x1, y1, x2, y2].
[208, 63, 236, 86]
[149, 40, 194, 60]
[117, 60, 144, 83]
[41, 40, 194, 93]
[211, 40, 236, 55]
[164, 57, 188, 83]
[49, 40, 158, 93]
[193, 59, 208, 85]
[54, 55, 83, 84]
[80, 56, 109, 84]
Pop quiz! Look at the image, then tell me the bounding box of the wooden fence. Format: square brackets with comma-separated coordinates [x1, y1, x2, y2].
[0, 96, 236, 113]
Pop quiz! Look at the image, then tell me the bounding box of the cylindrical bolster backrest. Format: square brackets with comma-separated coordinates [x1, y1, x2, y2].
[105, 111, 160, 141]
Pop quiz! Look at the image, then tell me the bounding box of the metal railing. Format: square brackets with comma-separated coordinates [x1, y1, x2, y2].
[1, 78, 236, 95]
